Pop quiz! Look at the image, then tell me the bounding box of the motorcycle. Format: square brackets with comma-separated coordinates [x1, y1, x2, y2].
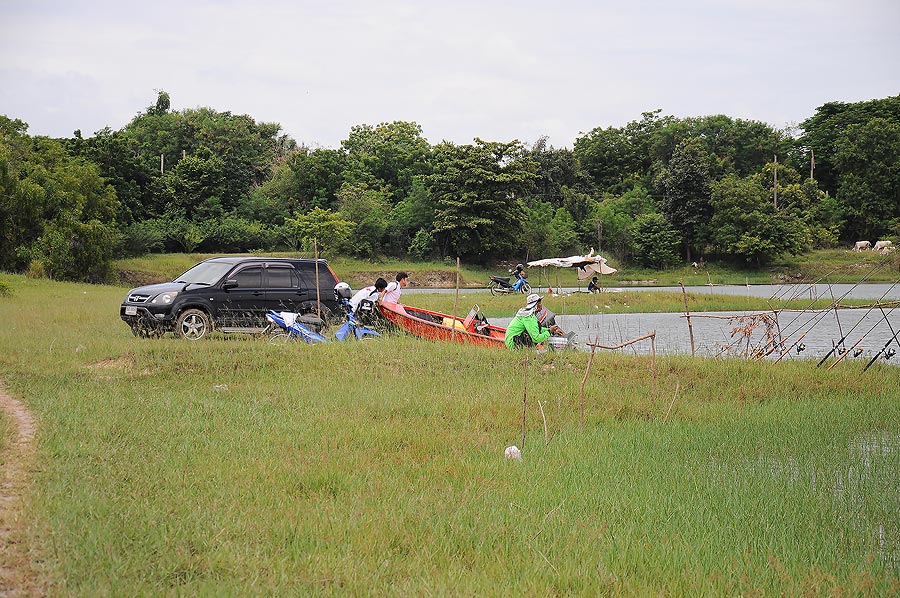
[265, 310, 329, 344]
[334, 295, 381, 341]
[266, 283, 381, 343]
[488, 268, 531, 296]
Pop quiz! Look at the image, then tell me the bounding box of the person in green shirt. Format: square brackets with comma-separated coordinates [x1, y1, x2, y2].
[505, 293, 562, 349]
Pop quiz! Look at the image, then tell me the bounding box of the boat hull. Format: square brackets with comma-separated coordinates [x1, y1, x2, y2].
[378, 302, 506, 348]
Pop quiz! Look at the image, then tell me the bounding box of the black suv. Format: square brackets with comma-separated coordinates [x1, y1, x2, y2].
[120, 256, 341, 340]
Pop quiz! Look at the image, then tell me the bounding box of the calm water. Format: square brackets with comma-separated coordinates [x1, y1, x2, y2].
[405, 283, 900, 360]
[408, 283, 900, 301]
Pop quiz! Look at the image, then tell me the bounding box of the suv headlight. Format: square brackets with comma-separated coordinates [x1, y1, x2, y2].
[150, 291, 179, 305]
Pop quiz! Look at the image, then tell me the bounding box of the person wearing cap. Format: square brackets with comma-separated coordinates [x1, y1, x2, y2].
[504, 293, 562, 349]
[349, 277, 388, 313]
[587, 276, 600, 293]
[382, 272, 409, 304]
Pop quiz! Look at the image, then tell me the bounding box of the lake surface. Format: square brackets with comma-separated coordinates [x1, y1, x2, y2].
[408, 283, 900, 301]
[404, 283, 900, 360]
[491, 309, 900, 362]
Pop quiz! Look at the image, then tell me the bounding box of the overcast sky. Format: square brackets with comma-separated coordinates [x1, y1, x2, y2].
[2, 0, 898, 149]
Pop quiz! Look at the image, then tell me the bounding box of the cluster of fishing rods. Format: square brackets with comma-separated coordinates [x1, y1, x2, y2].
[715, 255, 900, 372]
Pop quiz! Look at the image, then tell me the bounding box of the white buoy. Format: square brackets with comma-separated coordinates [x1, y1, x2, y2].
[504, 445, 522, 461]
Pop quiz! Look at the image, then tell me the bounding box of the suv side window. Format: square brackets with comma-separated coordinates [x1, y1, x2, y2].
[295, 263, 338, 293]
[232, 266, 262, 287]
[267, 266, 299, 289]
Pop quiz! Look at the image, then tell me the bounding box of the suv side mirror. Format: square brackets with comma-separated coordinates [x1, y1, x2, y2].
[222, 279, 238, 290]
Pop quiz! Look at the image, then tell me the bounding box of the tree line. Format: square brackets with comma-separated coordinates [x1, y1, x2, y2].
[1, 91, 899, 282]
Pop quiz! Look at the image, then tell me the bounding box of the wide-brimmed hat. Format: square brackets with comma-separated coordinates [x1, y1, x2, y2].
[525, 293, 542, 308]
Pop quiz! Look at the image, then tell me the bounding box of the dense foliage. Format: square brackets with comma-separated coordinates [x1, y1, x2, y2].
[2, 91, 899, 282]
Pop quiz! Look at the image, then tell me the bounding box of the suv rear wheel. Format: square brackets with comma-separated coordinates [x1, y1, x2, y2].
[176, 309, 212, 340]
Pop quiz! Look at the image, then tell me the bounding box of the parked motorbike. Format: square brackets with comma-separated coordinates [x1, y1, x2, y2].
[265, 310, 328, 344]
[488, 265, 531, 295]
[333, 282, 381, 340]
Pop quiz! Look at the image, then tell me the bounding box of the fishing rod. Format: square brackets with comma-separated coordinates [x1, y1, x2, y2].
[760, 258, 890, 361]
[827, 278, 846, 356]
[743, 262, 878, 361]
[862, 302, 900, 372]
[829, 304, 898, 370]
[765, 268, 893, 363]
[776, 257, 888, 343]
[816, 279, 900, 367]
[863, 329, 900, 372]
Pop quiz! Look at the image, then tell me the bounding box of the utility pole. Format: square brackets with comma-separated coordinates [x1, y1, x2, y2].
[773, 155, 778, 209]
[160, 153, 164, 174]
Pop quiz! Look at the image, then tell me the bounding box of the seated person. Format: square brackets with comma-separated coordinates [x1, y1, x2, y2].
[587, 276, 600, 293]
[504, 294, 562, 349]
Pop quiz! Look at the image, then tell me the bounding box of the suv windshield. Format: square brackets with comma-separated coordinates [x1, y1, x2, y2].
[174, 261, 235, 285]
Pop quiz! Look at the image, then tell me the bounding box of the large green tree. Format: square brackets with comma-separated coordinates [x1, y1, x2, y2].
[429, 139, 537, 262]
[0, 116, 119, 281]
[833, 117, 900, 239]
[655, 138, 713, 262]
[708, 174, 808, 265]
[799, 95, 900, 199]
[341, 121, 431, 203]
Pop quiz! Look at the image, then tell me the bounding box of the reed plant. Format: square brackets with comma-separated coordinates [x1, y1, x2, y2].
[0, 273, 898, 595]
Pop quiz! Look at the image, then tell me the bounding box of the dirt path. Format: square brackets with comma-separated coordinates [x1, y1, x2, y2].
[0, 381, 44, 597]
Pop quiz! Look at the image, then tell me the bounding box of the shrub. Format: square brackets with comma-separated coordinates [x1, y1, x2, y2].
[119, 221, 167, 256]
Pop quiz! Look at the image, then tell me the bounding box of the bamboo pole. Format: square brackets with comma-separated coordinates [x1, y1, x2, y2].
[452, 257, 460, 342]
[538, 400, 548, 445]
[314, 238, 321, 322]
[651, 335, 657, 404]
[586, 331, 656, 350]
[664, 383, 680, 421]
[680, 282, 695, 356]
[520, 354, 528, 449]
[580, 344, 596, 429]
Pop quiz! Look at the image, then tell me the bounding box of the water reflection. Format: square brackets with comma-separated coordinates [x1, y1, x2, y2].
[495, 308, 900, 361]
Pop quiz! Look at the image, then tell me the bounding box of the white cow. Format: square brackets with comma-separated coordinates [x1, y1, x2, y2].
[854, 240, 871, 251]
[873, 240, 893, 251]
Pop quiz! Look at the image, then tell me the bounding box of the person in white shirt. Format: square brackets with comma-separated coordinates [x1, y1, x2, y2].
[382, 272, 409, 304]
[349, 278, 387, 313]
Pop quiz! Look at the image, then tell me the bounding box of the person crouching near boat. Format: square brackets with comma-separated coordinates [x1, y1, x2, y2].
[505, 293, 562, 349]
[350, 277, 388, 323]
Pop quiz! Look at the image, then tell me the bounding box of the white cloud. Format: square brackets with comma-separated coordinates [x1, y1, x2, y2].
[1, 0, 898, 147]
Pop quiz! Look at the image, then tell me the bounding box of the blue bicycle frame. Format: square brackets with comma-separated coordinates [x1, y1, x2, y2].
[334, 298, 381, 341]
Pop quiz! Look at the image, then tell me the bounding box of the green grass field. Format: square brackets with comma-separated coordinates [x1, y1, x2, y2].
[1, 273, 899, 595]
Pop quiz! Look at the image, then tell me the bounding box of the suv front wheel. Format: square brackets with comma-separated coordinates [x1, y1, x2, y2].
[176, 309, 212, 340]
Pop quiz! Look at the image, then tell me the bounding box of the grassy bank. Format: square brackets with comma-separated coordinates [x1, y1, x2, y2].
[1, 274, 899, 594]
[112, 248, 900, 290]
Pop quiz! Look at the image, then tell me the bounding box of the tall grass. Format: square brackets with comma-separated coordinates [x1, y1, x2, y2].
[1, 273, 898, 594]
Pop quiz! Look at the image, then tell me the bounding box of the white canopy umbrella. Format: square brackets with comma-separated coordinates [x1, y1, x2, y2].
[527, 248, 617, 280]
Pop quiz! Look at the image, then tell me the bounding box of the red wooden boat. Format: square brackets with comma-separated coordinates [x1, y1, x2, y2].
[378, 302, 507, 348]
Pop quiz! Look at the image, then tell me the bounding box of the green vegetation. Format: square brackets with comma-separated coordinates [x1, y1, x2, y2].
[1, 274, 899, 594]
[4, 94, 900, 283]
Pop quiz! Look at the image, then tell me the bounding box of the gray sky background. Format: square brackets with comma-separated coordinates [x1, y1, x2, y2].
[2, 0, 899, 149]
